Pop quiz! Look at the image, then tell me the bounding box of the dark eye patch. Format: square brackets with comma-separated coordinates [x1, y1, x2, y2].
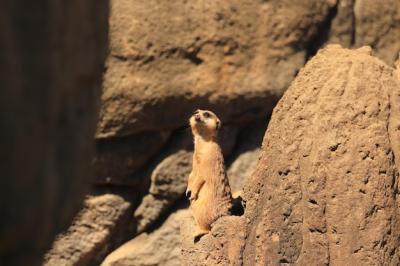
[203, 111, 211, 118]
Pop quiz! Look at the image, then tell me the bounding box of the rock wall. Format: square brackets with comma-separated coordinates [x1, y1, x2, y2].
[242, 45, 400, 265]
[0, 1, 108, 266]
[98, 0, 338, 139]
[44, 0, 400, 265]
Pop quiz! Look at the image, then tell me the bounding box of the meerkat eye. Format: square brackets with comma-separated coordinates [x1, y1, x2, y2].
[203, 111, 211, 118]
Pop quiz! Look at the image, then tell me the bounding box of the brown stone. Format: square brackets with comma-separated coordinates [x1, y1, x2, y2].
[93, 131, 170, 184]
[44, 194, 134, 266]
[97, 0, 337, 139]
[243, 45, 400, 265]
[354, 0, 400, 65]
[227, 121, 266, 193]
[328, 0, 400, 65]
[181, 213, 245, 266]
[0, 1, 108, 265]
[328, 0, 355, 47]
[102, 209, 188, 266]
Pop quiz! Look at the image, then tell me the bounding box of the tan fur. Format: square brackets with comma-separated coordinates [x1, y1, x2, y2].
[186, 109, 232, 236]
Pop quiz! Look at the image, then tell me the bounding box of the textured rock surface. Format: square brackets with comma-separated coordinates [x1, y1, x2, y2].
[44, 194, 134, 266]
[102, 209, 188, 266]
[328, 0, 355, 47]
[133, 151, 192, 233]
[227, 121, 266, 193]
[328, 0, 400, 65]
[243, 45, 400, 265]
[354, 0, 400, 65]
[0, 1, 108, 265]
[181, 214, 246, 266]
[93, 131, 170, 184]
[97, 0, 337, 138]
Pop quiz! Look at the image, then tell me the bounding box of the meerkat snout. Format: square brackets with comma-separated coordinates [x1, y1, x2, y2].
[194, 114, 201, 122]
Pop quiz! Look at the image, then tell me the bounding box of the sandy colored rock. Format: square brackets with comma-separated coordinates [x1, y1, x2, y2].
[97, 0, 337, 138]
[243, 45, 400, 265]
[181, 213, 245, 266]
[44, 194, 134, 266]
[227, 121, 266, 193]
[354, 0, 400, 65]
[102, 209, 188, 266]
[328, 0, 355, 47]
[93, 131, 170, 184]
[133, 151, 192, 233]
[0, 1, 108, 265]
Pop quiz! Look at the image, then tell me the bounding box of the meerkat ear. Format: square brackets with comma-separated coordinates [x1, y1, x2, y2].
[216, 120, 221, 130]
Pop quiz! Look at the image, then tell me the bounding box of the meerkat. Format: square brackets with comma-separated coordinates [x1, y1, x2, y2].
[186, 109, 233, 239]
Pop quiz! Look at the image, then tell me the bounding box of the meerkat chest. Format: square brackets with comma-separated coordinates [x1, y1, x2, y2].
[195, 145, 220, 166]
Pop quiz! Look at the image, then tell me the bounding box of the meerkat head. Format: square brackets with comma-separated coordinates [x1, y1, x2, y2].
[189, 109, 221, 140]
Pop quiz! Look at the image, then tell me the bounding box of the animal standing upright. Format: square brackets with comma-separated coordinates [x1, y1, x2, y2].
[186, 109, 232, 238]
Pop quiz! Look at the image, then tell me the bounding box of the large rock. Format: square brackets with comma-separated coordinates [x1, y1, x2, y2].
[0, 1, 108, 265]
[243, 45, 400, 265]
[102, 209, 188, 266]
[97, 0, 337, 138]
[44, 194, 135, 266]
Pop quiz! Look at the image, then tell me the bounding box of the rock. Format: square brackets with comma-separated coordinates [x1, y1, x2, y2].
[93, 131, 170, 184]
[133, 195, 171, 234]
[354, 0, 400, 65]
[132, 148, 192, 234]
[227, 121, 266, 193]
[44, 194, 134, 266]
[149, 150, 193, 198]
[242, 45, 400, 265]
[133, 150, 191, 233]
[228, 151, 260, 194]
[0, 1, 108, 265]
[102, 209, 188, 266]
[328, 0, 355, 47]
[97, 0, 337, 138]
[395, 55, 400, 80]
[328, 0, 400, 65]
[181, 213, 246, 266]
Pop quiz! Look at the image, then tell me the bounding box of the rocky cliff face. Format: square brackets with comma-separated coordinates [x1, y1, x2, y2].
[43, 0, 400, 265]
[242, 45, 400, 265]
[0, 1, 108, 265]
[182, 45, 400, 265]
